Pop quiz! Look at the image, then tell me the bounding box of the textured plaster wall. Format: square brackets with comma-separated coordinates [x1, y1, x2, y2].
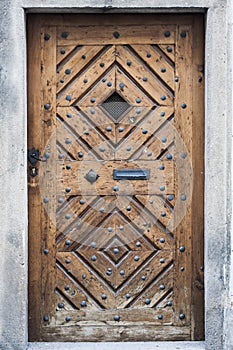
[0, 0, 232, 350]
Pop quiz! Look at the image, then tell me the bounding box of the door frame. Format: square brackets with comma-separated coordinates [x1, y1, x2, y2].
[0, 1, 232, 350]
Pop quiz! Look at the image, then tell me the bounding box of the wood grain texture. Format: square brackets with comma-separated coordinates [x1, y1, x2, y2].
[28, 14, 204, 342]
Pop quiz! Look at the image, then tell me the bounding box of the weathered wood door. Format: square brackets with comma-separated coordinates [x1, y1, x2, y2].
[28, 14, 204, 342]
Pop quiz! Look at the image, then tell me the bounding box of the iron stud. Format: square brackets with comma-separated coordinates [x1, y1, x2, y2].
[159, 164, 165, 170]
[118, 127, 124, 132]
[44, 103, 50, 110]
[43, 197, 49, 203]
[58, 154, 64, 159]
[85, 168, 99, 183]
[147, 151, 152, 157]
[198, 76, 203, 82]
[58, 303, 64, 308]
[44, 34, 50, 41]
[65, 316, 71, 322]
[82, 274, 86, 279]
[100, 62, 105, 67]
[107, 227, 113, 232]
[114, 315, 120, 321]
[160, 238, 165, 243]
[61, 32, 68, 38]
[106, 126, 112, 131]
[58, 197, 63, 203]
[136, 241, 141, 247]
[44, 249, 49, 255]
[167, 194, 174, 201]
[65, 240, 71, 246]
[126, 293, 131, 299]
[167, 46, 172, 52]
[145, 298, 151, 305]
[66, 95, 72, 101]
[174, 76, 179, 82]
[200, 266, 204, 271]
[99, 207, 105, 213]
[107, 82, 112, 87]
[160, 185, 165, 191]
[164, 31, 171, 37]
[160, 284, 165, 290]
[141, 275, 146, 281]
[43, 315, 49, 321]
[114, 248, 119, 254]
[119, 225, 124, 230]
[167, 301, 172, 306]
[134, 255, 139, 261]
[179, 313, 185, 320]
[180, 31, 186, 38]
[79, 199, 85, 205]
[161, 68, 166, 73]
[64, 285, 70, 291]
[160, 258, 165, 263]
[179, 246, 185, 252]
[158, 314, 163, 320]
[160, 111, 165, 117]
[81, 301, 87, 307]
[66, 113, 72, 118]
[65, 187, 71, 193]
[99, 146, 105, 152]
[102, 78, 106, 82]
[180, 266, 185, 271]
[83, 78, 88, 83]
[181, 194, 186, 201]
[160, 95, 166, 101]
[65, 258, 71, 264]
[142, 129, 148, 134]
[142, 76, 148, 81]
[126, 205, 131, 211]
[60, 49, 66, 54]
[136, 98, 141, 103]
[91, 255, 97, 261]
[113, 186, 119, 192]
[60, 79, 64, 83]
[113, 31, 120, 39]
[181, 102, 187, 109]
[167, 153, 172, 160]
[102, 294, 107, 300]
[127, 60, 132, 66]
[66, 164, 71, 170]
[161, 212, 166, 217]
[146, 52, 151, 58]
[91, 242, 96, 248]
[90, 97, 96, 103]
[82, 55, 86, 59]
[84, 130, 89, 135]
[65, 69, 71, 75]
[65, 214, 71, 219]
[119, 82, 124, 89]
[126, 146, 131, 151]
[65, 138, 71, 144]
[120, 270, 125, 276]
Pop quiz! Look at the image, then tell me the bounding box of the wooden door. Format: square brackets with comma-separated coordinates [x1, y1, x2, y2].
[28, 14, 204, 342]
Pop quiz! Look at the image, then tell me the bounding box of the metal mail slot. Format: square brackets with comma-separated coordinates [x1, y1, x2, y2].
[113, 168, 150, 180]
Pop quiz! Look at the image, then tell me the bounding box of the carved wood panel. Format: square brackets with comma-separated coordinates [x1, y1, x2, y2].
[28, 14, 204, 342]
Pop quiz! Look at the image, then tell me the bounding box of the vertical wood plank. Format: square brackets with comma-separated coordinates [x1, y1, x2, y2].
[40, 25, 57, 331]
[27, 15, 42, 341]
[173, 24, 193, 330]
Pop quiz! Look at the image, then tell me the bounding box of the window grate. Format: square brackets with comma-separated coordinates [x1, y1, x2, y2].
[101, 92, 130, 121]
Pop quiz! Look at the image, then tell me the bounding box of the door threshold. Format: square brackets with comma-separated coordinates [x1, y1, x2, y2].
[28, 341, 205, 350]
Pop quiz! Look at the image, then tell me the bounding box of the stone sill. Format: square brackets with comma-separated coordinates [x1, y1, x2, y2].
[28, 342, 205, 350]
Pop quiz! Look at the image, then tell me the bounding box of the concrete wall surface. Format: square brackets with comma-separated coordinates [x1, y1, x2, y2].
[0, 0, 232, 350]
